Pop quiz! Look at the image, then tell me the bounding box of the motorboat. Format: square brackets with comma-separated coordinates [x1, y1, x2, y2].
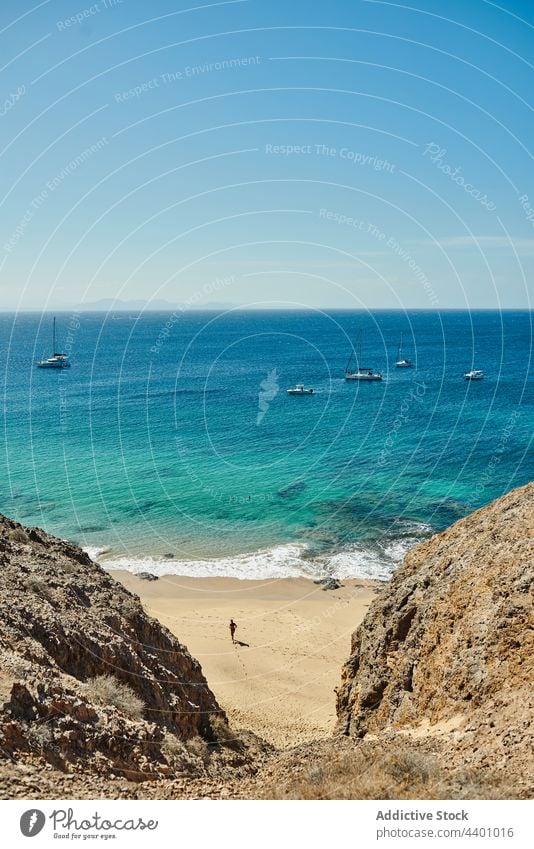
[464, 369, 484, 381]
[287, 384, 314, 395]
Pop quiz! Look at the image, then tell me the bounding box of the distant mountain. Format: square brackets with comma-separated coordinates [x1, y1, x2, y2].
[71, 298, 179, 311]
[69, 298, 238, 312]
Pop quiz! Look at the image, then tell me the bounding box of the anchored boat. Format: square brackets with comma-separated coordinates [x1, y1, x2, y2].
[395, 332, 414, 368]
[345, 330, 382, 381]
[287, 384, 314, 395]
[464, 369, 484, 381]
[36, 317, 71, 369]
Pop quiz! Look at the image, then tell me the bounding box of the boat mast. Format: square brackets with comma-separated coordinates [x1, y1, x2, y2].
[397, 331, 403, 361]
[53, 316, 57, 355]
[345, 328, 362, 372]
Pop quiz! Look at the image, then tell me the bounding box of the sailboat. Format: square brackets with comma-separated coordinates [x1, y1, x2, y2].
[344, 330, 383, 381]
[395, 332, 414, 368]
[36, 317, 71, 369]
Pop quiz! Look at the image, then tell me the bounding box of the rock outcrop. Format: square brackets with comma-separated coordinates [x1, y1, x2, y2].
[336, 483, 534, 793]
[1, 481, 532, 799]
[0, 515, 225, 783]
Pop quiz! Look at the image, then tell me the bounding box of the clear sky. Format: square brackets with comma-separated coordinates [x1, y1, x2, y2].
[0, 0, 533, 310]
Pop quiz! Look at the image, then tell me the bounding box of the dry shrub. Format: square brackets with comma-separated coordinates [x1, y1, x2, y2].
[186, 735, 211, 765]
[266, 747, 505, 800]
[161, 732, 187, 761]
[208, 713, 242, 749]
[25, 575, 54, 601]
[9, 527, 29, 544]
[85, 675, 144, 720]
[27, 723, 53, 750]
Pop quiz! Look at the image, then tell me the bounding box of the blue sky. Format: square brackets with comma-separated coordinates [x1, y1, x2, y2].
[0, 0, 533, 309]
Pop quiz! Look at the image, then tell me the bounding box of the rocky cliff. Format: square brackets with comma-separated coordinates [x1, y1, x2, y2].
[0, 515, 229, 785]
[1, 481, 532, 800]
[336, 483, 534, 793]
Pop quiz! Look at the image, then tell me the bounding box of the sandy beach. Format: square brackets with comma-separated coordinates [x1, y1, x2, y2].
[113, 572, 379, 747]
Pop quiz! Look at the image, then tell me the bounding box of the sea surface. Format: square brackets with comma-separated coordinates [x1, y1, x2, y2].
[0, 310, 532, 580]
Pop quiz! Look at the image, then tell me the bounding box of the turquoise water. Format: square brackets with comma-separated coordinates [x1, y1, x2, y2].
[0, 310, 532, 579]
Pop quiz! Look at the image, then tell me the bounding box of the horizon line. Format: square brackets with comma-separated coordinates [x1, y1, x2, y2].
[1, 307, 532, 314]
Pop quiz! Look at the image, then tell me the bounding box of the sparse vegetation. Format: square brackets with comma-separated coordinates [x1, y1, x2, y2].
[185, 735, 211, 765]
[161, 732, 187, 761]
[84, 675, 144, 720]
[9, 527, 29, 544]
[27, 723, 53, 750]
[24, 574, 54, 601]
[265, 746, 509, 800]
[208, 712, 242, 749]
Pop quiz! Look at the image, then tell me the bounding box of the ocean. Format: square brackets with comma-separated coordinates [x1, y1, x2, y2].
[0, 309, 532, 580]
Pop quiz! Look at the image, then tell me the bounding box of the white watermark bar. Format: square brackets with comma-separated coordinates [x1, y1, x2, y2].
[1, 800, 532, 847]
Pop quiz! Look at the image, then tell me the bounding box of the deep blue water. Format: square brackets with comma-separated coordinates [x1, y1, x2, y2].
[0, 310, 532, 579]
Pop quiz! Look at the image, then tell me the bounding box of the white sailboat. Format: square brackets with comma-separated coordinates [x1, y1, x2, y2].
[36, 317, 71, 369]
[344, 330, 382, 381]
[395, 332, 414, 368]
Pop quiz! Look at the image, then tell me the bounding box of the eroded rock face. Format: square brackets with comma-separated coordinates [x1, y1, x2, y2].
[336, 483, 534, 786]
[0, 516, 222, 781]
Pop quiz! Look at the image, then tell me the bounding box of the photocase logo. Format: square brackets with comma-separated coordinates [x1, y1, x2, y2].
[20, 809, 46, 837]
[256, 368, 279, 425]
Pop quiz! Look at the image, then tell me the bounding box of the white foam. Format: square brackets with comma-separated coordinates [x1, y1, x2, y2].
[84, 545, 112, 561]
[383, 537, 420, 562]
[98, 543, 316, 581]
[93, 533, 427, 582]
[321, 549, 394, 582]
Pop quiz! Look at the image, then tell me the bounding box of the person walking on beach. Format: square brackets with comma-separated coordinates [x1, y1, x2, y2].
[229, 619, 237, 643]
